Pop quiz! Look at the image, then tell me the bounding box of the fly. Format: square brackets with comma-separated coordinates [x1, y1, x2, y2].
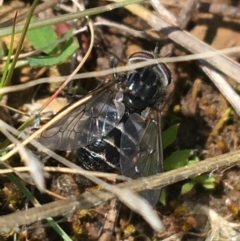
[39, 50, 172, 206]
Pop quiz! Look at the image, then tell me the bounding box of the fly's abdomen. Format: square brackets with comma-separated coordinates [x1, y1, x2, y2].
[76, 127, 121, 173]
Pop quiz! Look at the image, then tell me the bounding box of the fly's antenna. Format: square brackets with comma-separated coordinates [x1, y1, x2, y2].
[110, 56, 118, 79]
[153, 42, 160, 58]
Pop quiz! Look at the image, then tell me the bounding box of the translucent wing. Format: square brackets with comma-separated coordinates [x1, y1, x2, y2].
[120, 112, 163, 206]
[39, 90, 125, 150]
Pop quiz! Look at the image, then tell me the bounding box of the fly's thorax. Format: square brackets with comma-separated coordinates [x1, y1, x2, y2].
[122, 67, 164, 111]
[120, 51, 172, 112]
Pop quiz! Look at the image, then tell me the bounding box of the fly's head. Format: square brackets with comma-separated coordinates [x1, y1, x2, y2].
[122, 51, 172, 111]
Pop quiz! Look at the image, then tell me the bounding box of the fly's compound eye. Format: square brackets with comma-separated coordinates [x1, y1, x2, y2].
[153, 63, 172, 87]
[128, 50, 172, 87]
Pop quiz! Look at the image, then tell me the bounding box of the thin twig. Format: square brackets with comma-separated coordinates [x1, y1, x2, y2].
[0, 166, 129, 181]
[98, 199, 120, 241]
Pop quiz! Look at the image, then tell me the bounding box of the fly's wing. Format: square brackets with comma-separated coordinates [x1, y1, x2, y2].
[39, 90, 125, 150]
[120, 111, 163, 206]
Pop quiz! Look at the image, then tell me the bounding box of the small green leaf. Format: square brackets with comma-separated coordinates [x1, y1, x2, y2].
[188, 156, 199, 165]
[203, 182, 215, 189]
[192, 174, 215, 189]
[0, 40, 5, 58]
[26, 19, 59, 54]
[159, 189, 166, 205]
[164, 149, 192, 171]
[181, 182, 195, 194]
[162, 124, 178, 149]
[193, 174, 211, 183]
[27, 37, 79, 67]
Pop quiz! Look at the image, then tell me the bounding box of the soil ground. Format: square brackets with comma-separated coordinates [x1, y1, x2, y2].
[0, 0, 240, 240]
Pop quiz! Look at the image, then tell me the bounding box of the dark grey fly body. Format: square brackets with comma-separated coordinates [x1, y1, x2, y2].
[39, 51, 172, 206]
